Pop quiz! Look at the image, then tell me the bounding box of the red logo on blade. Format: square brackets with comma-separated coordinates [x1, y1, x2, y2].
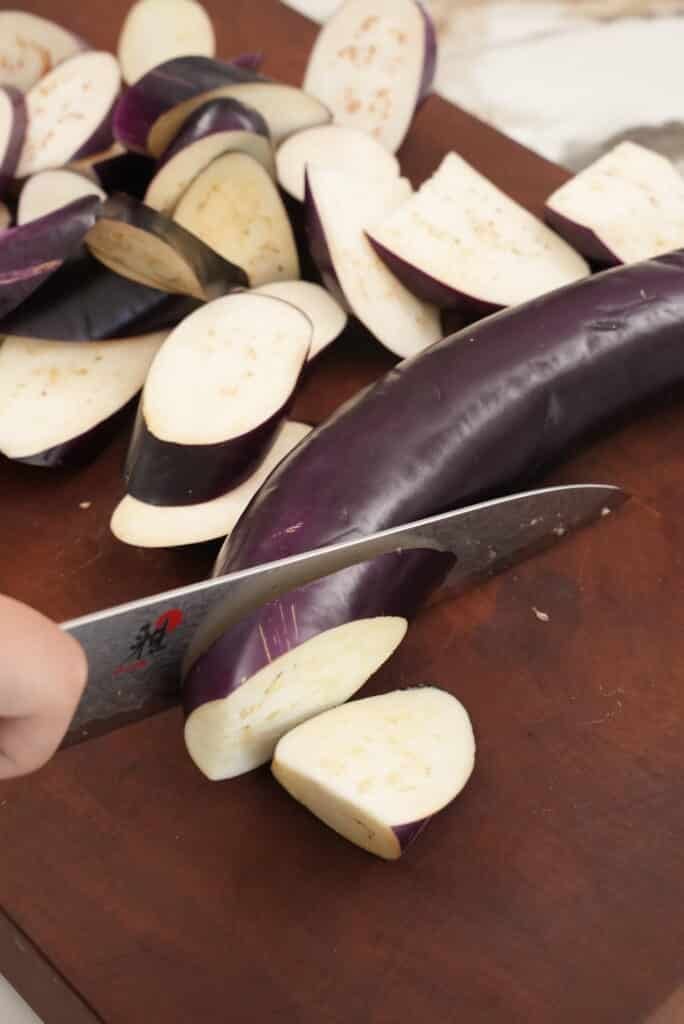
[155, 608, 184, 633]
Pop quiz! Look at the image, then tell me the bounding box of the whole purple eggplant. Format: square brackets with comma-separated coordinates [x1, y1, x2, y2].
[184, 250, 684, 778]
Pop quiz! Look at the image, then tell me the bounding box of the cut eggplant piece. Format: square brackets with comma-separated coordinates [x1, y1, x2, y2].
[145, 98, 273, 214]
[185, 616, 408, 781]
[85, 193, 248, 299]
[113, 56, 261, 153]
[0, 332, 165, 468]
[276, 123, 399, 202]
[0, 251, 200, 341]
[118, 0, 215, 86]
[272, 687, 476, 860]
[306, 165, 441, 357]
[124, 292, 311, 506]
[254, 281, 347, 360]
[545, 141, 684, 266]
[18, 169, 105, 224]
[16, 51, 121, 178]
[303, 0, 437, 153]
[111, 420, 312, 548]
[0, 202, 9, 230]
[368, 152, 590, 313]
[148, 82, 331, 157]
[0, 11, 84, 93]
[0, 86, 25, 195]
[0, 196, 101, 321]
[174, 152, 299, 286]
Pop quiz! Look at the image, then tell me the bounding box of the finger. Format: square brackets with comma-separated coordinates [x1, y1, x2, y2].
[0, 595, 87, 779]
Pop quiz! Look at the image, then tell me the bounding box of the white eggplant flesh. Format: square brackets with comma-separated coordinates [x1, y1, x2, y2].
[18, 169, 105, 224]
[111, 420, 312, 548]
[276, 124, 399, 202]
[118, 0, 215, 86]
[0, 11, 84, 92]
[253, 280, 347, 360]
[306, 165, 441, 357]
[273, 687, 476, 860]
[367, 152, 590, 312]
[16, 52, 121, 178]
[185, 617, 408, 781]
[545, 140, 684, 266]
[174, 152, 299, 286]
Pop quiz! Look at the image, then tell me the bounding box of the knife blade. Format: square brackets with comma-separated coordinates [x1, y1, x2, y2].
[62, 482, 627, 743]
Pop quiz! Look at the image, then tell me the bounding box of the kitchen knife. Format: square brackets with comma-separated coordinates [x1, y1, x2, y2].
[62, 483, 627, 742]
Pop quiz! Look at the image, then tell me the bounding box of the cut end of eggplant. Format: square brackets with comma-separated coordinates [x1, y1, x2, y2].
[0, 202, 10, 230]
[111, 420, 312, 547]
[174, 151, 299, 286]
[272, 687, 475, 860]
[303, 0, 431, 153]
[0, 11, 84, 92]
[184, 617, 408, 781]
[17, 51, 121, 178]
[276, 124, 400, 202]
[545, 141, 684, 266]
[86, 193, 248, 299]
[118, 0, 216, 86]
[148, 82, 331, 157]
[125, 292, 311, 505]
[0, 86, 26, 193]
[18, 169, 105, 225]
[253, 280, 347, 360]
[0, 332, 165, 464]
[306, 164, 441, 357]
[368, 151, 590, 311]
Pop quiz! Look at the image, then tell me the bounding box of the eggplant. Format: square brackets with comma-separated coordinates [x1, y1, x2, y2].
[0, 251, 200, 341]
[367, 152, 589, 314]
[18, 169, 105, 225]
[306, 165, 441, 357]
[184, 249, 684, 780]
[545, 141, 684, 267]
[0, 11, 84, 92]
[113, 56, 264, 153]
[253, 281, 347, 360]
[145, 98, 273, 214]
[111, 420, 312, 548]
[0, 196, 101, 321]
[0, 202, 9, 230]
[16, 52, 121, 178]
[303, 0, 437, 153]
[87, 150, 156, 199]
[147, 82, 331, 158]
[174, 152, 299, 286]
[124, 292, 311, 506]
[85, 193, 248, 299]
[276, 124, 399, 203]
[0, 86, 25, 196]
[0, 332, 165, 468]
[118, 0, 215, 85]
[272, 688, 475, 860]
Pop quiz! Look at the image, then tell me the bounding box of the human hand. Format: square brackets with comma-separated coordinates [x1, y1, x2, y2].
[0, 595, 87, 780]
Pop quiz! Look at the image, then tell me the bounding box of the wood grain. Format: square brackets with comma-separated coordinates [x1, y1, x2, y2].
[1, 2, 681, 1023]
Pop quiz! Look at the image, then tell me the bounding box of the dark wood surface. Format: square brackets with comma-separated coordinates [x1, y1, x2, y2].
[1, 2, 682, 1022]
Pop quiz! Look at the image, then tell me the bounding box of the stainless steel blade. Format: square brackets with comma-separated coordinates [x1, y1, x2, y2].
[62, 483, 626, 740]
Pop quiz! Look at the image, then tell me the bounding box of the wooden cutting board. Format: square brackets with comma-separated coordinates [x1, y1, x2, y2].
[2, 3, 683, 1022]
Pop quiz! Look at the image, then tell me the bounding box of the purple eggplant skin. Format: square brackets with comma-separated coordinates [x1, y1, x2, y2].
[0, 86, 26, 196]
[544, 206, 620, 268]
[303, 172, 348, 310]
[12, 396, 136, 470]
[393, 818, 432, 853]
[113, 56, 262, 153]
[158, 98, 269, 166]
[367, 235, 499, 317]
[0, 252, 200, 341]
[124, 400, 293, 507]
[92, 151, 156, 199]
[184, 548, 455, 715]
[72, 99, 117, 164]
[0, 195, 101, 320]
[186, 249, 684, 701]
[416, 3, 438, 106]
[88, 193, 249, 299]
